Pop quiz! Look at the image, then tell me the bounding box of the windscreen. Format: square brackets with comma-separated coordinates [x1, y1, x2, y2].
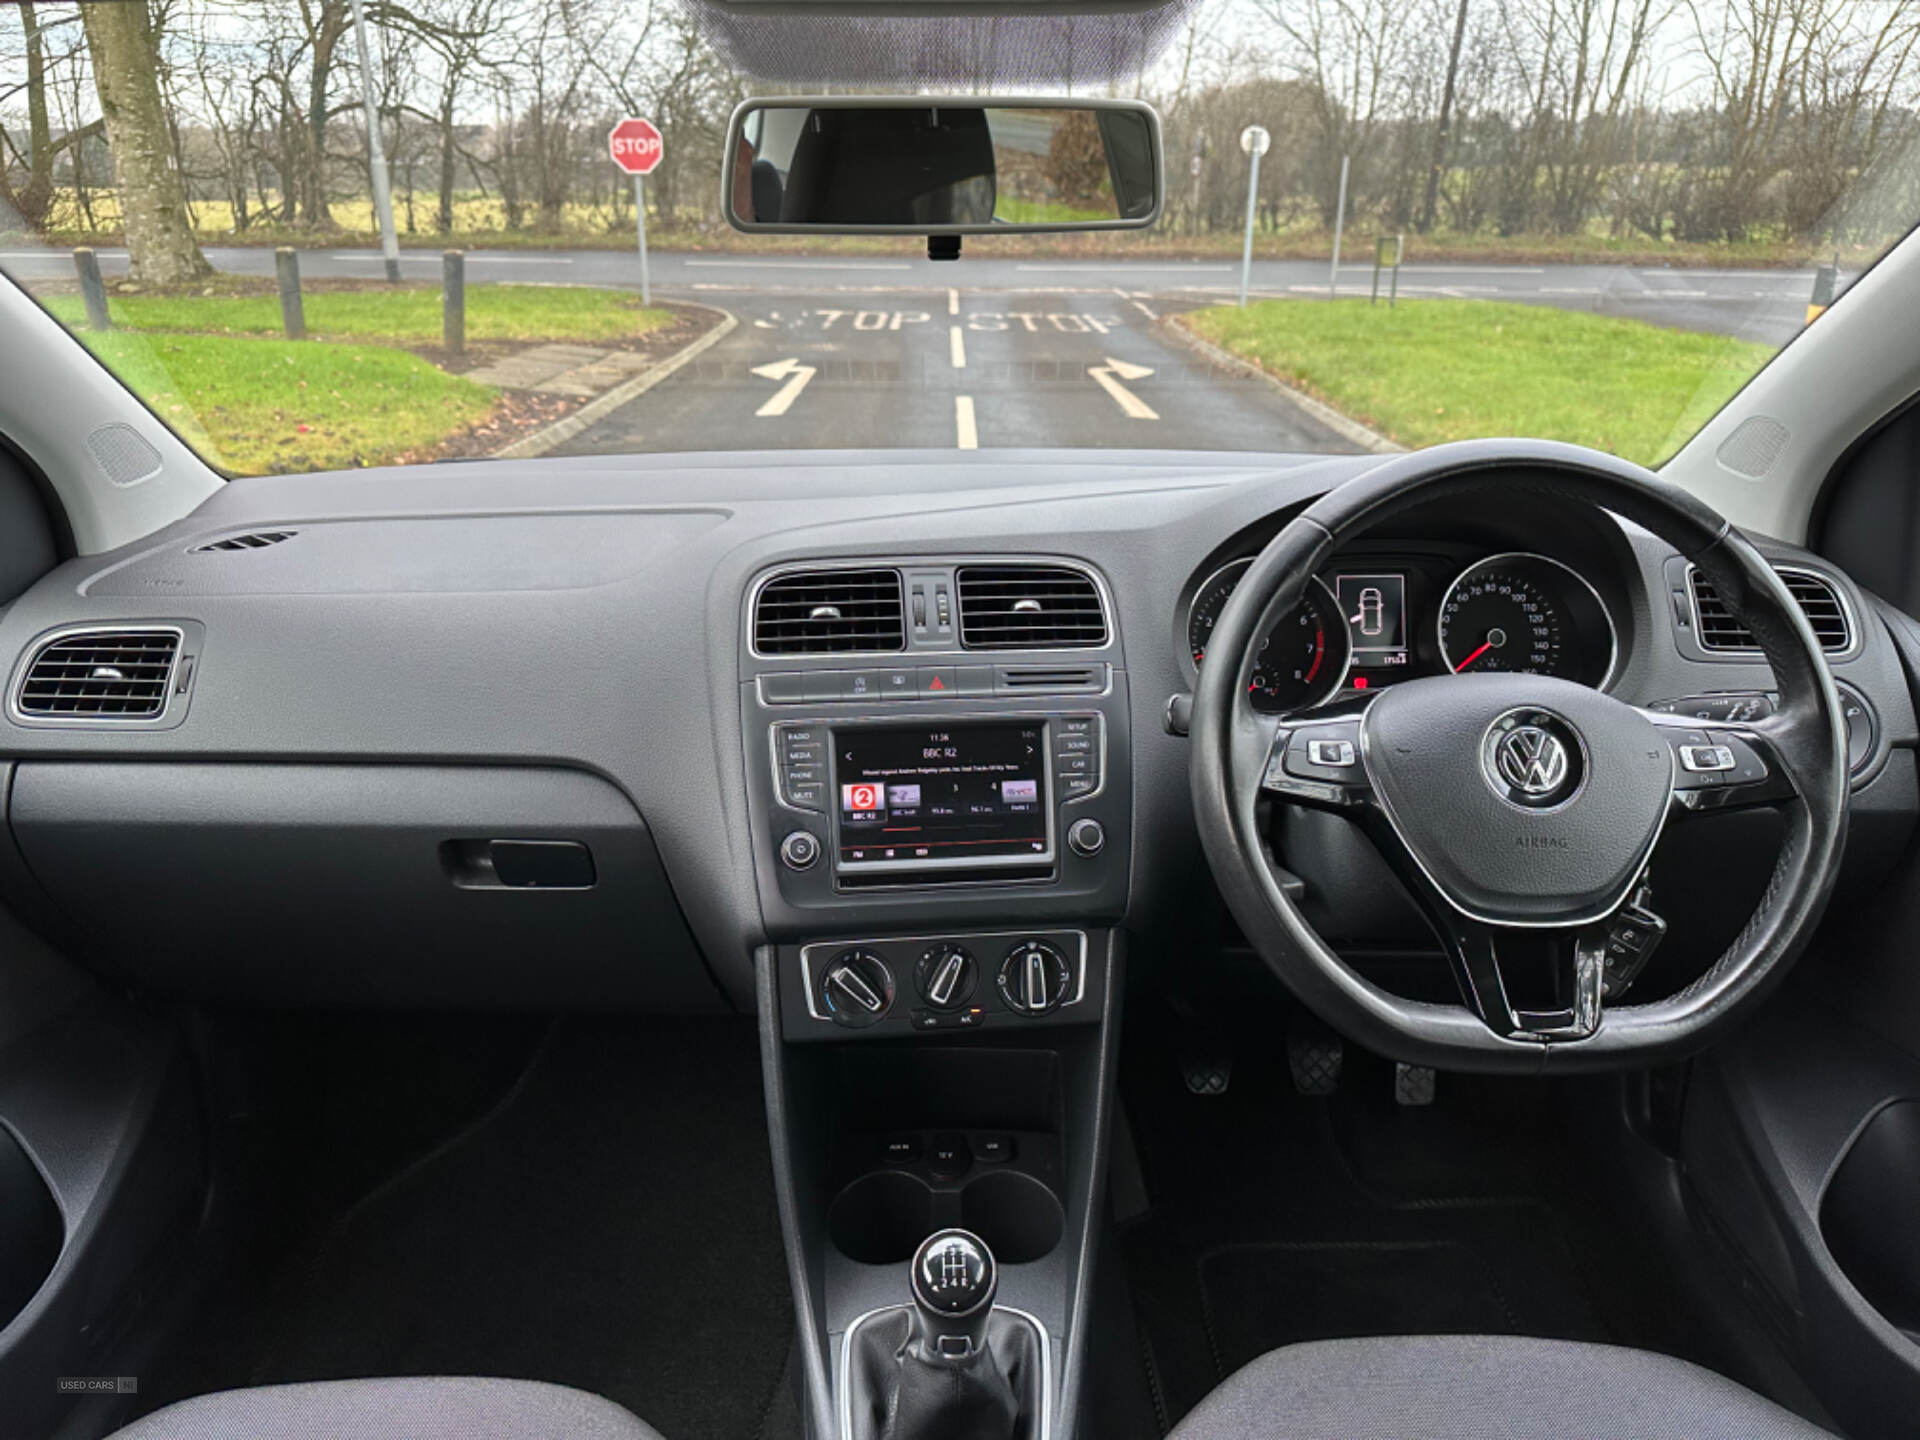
[3, 0, 1917, 476]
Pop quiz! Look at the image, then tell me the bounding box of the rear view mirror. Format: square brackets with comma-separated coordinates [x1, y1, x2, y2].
[721, 98, 1163, 237]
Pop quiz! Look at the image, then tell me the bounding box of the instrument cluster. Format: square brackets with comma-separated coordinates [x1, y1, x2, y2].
[1183, 549, 1619, 715]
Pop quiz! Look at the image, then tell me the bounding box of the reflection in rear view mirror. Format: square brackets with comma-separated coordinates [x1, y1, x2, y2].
[722, 99, 1163, 237]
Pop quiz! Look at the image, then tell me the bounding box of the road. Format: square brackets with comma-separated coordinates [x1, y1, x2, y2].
[558, 284, 1352, 455]
[0, 244, 1839, 458]
[0, 244, 1839, 345]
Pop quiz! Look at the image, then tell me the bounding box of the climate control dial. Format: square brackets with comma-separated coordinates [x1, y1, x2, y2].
[820, 949, 894, 1029]
[915, 944, 978, 1012]
[997, 939, 1073, 1016]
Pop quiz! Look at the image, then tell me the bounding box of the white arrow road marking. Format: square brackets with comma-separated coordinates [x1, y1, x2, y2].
[955, 396, 978, 449]
[750, 357, 818, 417]
[1088, 357, 1158, 420]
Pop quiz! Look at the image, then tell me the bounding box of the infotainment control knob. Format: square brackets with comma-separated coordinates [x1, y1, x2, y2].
[915, 944, 978, 1012]
[821, 949, 894, 1028]
[997, 939, 1072, 1017]
[780, 831, 821, 870]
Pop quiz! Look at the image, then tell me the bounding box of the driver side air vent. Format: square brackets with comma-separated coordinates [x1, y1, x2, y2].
[958, 566, 1107, 650]
[754, 568, 905, 654]
[192, 530, 297, 553]
[1689, 565, 1852, 654]
[14, 628, 181, 719]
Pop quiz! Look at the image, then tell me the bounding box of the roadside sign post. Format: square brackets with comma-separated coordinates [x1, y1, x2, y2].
[1329, 153, 1351, 298]
[1371, 233, 1404, 307]
[609, 118, 664, 307]
[1238, 125, 1270, 308]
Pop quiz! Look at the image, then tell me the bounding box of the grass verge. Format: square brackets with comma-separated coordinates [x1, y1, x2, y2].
[1183, 299, 1776, 465]
[80, 331, 496, 474]
[42, 283, 673, 346]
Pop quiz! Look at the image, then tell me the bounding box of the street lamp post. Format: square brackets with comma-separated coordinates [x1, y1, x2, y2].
[348, 0, 403, 283]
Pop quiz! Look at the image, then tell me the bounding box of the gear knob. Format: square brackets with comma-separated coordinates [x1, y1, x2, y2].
[910, 1228, 997, 1359]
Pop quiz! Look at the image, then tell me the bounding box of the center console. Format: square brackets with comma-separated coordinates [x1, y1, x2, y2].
[740, 557, 1130, 1439]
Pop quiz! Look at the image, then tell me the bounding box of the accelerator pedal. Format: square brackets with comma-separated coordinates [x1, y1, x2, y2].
[1394, 1062, 1437, 1107]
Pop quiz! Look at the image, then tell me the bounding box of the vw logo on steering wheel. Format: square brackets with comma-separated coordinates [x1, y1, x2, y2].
[1495, 726, 1570, 795]
[1481, 709, 1586, 809]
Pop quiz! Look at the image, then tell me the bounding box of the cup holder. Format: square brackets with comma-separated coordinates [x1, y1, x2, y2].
[1820, 1099, 1920, 1333]
[829, 1171, 937, 1264]
[960, 1168, 1065, 1265]
[828, 1166, 1065, 1266]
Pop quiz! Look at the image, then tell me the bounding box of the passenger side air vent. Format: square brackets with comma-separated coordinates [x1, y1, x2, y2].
[193, 530, 296, 553]
[1689, 566, 1852, 654]
[957, 566, 1107, 650]
[754, 568, 905, 654]
[14, 628, 180, 719]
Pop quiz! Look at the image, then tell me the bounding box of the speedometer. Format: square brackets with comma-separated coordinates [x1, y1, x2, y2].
[1187, 562, 1351, 714]
[1437, 553, 1617, 687]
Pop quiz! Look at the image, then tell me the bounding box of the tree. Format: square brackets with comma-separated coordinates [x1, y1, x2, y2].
[0, 5, 103, 229]
[80, 0, 210, 283]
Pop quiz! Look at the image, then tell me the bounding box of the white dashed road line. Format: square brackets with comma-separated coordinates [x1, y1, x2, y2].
[955, 396, 978, 449]
[948, 288, 960, 315]
[686, 259, 913, 270]
[950, 326, 967, 368]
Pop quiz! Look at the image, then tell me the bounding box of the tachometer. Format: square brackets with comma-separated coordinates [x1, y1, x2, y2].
[1437, 553, 1617, 687]
[1187, 562, 1351, 713]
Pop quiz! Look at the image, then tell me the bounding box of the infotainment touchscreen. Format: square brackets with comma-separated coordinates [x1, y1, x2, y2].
[834, 722, 1051, 872]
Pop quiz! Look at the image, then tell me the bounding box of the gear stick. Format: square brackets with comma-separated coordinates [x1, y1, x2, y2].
[910, 1228, 998, 1360]
[844, 1228, 1044, 1440]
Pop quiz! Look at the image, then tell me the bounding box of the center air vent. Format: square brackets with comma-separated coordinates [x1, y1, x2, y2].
[192, 530, 296, 553]
[1689, 565, 1852, 654]
[958, 566, 1107, 650]
[754, 568, 905, 655]
[14, 628, 181, 720]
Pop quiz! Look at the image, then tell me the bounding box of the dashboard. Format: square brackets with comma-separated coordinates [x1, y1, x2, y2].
[0, 447, 1912, 1022]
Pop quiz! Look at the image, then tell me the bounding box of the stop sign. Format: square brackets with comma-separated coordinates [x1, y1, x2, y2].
[609, 118, 663, 176]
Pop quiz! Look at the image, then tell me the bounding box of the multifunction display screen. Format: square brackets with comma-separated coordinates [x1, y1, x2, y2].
[835, 723, 1051, 871]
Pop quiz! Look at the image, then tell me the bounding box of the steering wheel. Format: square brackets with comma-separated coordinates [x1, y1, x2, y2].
[1190, 440, 1851, 1073]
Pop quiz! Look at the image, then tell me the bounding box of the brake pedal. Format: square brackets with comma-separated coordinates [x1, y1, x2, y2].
[1394, 1063, 1436, 1107]
[1180, 1050, 1232, 1096]
[1287, 1031, 1344, 1096]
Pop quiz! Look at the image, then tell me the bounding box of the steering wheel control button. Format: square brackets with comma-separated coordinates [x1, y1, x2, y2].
[1067, 817, 1106, 856]
[1678, 743, 1736, 773]
[916, 944, 978, 1011]
[1280, 720, 1366, 785]
[779, 831, 821, 870]
[1481, 708, 1586, 810]
[820, 949, 893, 1028]
[998, 939, 1072, 1016]
[1306, 738, 1356, 768]
[927, 1133, 973, 1181]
